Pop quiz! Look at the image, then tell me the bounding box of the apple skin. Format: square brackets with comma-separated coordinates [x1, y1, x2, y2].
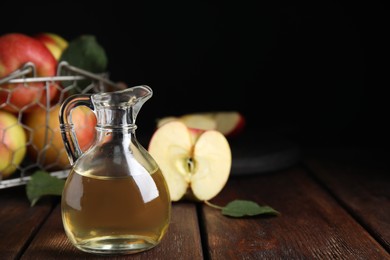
[0, 33, 58, 113]
[0, 110, 27, 178]
[24, 105, 97, 170]
[34, 32, 68, 60]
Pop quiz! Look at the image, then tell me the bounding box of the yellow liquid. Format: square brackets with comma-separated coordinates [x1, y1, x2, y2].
[61, 168, 171, 255]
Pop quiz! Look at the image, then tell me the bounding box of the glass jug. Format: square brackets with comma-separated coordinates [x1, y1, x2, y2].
[59, 85, 171, 255]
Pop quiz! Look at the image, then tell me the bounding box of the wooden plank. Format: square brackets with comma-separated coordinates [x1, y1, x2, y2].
[0, 186, 56, 259]
[304, 149, 390, 251]
[200, 168, 390, 259]
[21, 202, 203, 259]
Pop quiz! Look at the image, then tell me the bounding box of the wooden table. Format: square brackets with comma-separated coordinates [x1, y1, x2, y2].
[1, 148, 389, 259]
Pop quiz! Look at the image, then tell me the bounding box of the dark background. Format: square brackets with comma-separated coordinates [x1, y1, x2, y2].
[1, 1, 389, 151]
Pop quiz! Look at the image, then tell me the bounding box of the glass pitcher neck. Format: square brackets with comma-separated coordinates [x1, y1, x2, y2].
[95, 106, 138, 130]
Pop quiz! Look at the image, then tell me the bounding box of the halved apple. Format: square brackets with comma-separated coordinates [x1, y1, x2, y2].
[148, 121, 232, 201]
[211, 111, 245, 137]
[156, 114, 217, 131]
[156, 111, 245, 137]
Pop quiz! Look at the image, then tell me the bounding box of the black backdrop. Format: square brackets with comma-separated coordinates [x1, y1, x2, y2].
[1, 1, 388, 150]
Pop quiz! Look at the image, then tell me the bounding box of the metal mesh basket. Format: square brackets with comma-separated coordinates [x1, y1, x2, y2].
[0, 61, 122, 188]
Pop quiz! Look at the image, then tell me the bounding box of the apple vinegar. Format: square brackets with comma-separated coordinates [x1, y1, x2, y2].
[62, 167, 171, 255]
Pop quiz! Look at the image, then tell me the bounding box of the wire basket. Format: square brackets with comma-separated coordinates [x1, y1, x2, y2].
[0, 61, 122, 188]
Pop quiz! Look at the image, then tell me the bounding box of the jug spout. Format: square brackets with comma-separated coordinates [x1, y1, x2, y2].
[92, 85, 153, 127]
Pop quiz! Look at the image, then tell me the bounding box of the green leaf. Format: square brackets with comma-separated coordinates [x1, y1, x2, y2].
[221, 200, 280, 217]
[59, 35, 108, 93]
[60, 35, 108, 73]
[26, 171, 65, 207]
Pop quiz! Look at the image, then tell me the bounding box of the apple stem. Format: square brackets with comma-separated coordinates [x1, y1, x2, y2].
[204, 200, 224, 210]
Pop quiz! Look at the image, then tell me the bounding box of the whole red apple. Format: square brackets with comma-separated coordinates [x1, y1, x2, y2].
[34, 32, 68, 61]
[24, 104, 96, 170]
[0, 33, 58, 113]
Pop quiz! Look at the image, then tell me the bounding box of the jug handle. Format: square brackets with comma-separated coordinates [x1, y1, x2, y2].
[59, 94, 94, 166]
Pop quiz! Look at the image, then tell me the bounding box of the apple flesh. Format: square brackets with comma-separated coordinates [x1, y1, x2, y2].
[34, 32, 68, 61]
[0, 110, 27, 178]
[157, 111, 245, 137]
[24, 105, 96, 170]
[148, 121, 232, 201]
[0, 33, 58, 113]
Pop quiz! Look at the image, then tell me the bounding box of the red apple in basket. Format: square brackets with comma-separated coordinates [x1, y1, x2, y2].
[24, 104, 97, 170]
[0, 33, 58, 113]
[34, 32, 68, 61]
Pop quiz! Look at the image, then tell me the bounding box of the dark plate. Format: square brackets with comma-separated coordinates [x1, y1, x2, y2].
[229, 130, 301, 175]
